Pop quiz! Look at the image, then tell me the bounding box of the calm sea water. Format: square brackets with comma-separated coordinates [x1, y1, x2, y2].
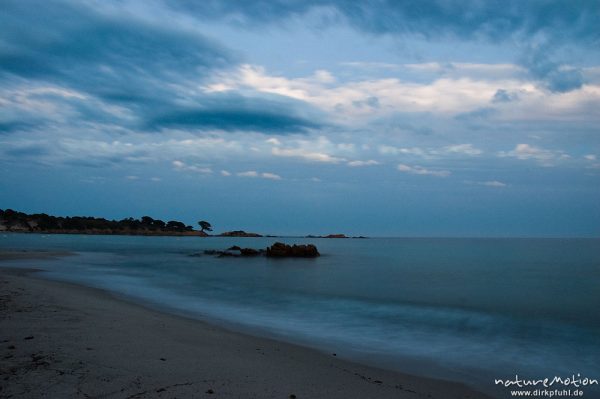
[2, 234, 599, 395]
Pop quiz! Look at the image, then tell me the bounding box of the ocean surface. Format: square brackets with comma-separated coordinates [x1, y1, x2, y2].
[2, 234, 599, 395]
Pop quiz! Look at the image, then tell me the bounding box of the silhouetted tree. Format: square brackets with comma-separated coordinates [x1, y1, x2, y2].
[198, 220, 212, 233]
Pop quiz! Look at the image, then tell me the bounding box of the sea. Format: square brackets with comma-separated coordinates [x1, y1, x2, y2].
[2, 233, 599, 397]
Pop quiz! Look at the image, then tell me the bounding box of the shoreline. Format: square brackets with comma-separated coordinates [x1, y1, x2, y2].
[0, 262, 492, 398]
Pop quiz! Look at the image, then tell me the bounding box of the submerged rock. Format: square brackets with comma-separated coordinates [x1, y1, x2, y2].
[240, 248, 260, 256]
[204, 249, 239, 257]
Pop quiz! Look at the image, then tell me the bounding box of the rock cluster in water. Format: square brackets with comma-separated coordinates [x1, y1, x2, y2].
[201, 242, 319, 258]
[266, 242, 320, 258]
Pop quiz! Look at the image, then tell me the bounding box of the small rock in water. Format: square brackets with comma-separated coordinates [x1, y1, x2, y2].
[206, 388, 214, 394]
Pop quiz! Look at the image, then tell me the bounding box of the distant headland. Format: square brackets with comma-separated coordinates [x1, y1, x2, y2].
[0, 209, 366, 238]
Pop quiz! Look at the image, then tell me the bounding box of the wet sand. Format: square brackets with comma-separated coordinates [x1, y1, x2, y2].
[0, 260, 491, 398]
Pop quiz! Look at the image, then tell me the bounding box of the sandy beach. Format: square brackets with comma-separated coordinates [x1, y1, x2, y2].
[0, 258, 491, 399]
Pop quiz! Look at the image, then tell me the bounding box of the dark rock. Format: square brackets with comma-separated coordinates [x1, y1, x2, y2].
[266, 242, 319, 258]
[205, 249, 241, 257]
[266, 242, 288, 257]
[240, 248, 260, 256]
[203, 244, 317, 258]
[217, 251, 239, 258]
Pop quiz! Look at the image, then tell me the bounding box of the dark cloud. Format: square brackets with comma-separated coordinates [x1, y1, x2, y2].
[171, 0, 599, 44]
[170, 0, 599, 92]
[0, 1, 234, 98]
[147, 94, 323, 133]
[3, 144, 50, 157]
[520, 44, 586, 92]
[0, 121, 37, 134]
[1, 0, 323, 134]
[340, 1, 598, 45]
[149, 108, 318, 133]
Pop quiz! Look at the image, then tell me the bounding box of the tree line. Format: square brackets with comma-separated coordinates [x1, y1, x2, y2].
[0, 209, 211, 235]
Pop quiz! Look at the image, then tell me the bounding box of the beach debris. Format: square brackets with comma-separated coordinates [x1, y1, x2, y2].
[23, 336, 34, 340]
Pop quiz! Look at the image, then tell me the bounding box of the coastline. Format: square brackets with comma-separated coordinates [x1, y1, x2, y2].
[0, 262, 491, 398]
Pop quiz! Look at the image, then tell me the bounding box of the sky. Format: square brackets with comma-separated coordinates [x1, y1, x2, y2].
[1, 0, 599, 237]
